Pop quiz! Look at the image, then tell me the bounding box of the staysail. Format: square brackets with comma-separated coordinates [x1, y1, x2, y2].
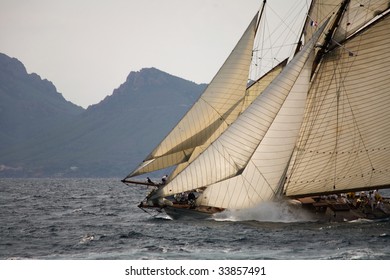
[285, 12, 390, 197]
[241, 59, 287, 114]
[168, 59, 287, 180]
[126, 12, 260, 178]
[153, 21, 329, 208]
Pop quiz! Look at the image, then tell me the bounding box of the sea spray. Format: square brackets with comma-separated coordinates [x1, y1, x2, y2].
[213, 199, 316, 222]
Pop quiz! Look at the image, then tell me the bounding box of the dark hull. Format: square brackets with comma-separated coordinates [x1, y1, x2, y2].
[139, 202, 224, 220]
[164, 206, 214, 220]
[297, 196, 390, 222]
[139, 196, 390, 222]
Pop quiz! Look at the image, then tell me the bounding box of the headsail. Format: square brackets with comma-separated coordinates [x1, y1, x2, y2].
[241, 59, 287, 113]
[153, 20, 329, 208]
[285, 12, 390, 197]
[168, 59, 287, 180]
[125, 12, 260, 179]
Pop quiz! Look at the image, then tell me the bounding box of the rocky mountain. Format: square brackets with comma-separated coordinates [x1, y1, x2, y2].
[0, 53, 205, 177]
[0, 53, 84, 148]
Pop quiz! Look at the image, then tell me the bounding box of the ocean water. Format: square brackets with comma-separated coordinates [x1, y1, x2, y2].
[1, 178, 390, 260]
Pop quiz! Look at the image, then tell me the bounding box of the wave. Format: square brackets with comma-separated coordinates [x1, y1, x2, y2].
[213, 199, 316, 223]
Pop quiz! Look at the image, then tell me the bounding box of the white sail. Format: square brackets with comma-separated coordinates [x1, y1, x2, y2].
[197, 55, 312, 208]
[154, 20, 328, 203]
[127, 13, 259, 178]
[285, 13, 390, 197]
[168, 59, 287, 180]
[241, 59, 287, 113]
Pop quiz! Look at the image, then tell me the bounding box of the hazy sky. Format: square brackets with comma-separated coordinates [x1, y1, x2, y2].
[1, 0, 309, 108]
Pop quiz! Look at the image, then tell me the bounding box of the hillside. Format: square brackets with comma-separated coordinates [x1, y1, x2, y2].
[0, 53, 84, 148]
[0, 54, 205, 177]
[0, 53, 85, 175]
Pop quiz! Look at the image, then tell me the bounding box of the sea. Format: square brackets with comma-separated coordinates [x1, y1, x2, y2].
[1, 178, 390, 260]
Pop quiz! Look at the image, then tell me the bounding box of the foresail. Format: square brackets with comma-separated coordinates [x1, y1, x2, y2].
[167, 59, 287, 180]
[285, 14, 390, 197]
[242, 59, 287, 112]
[154, 20, 328, 205]
[125, 12, 259, 179]
[128, 149, 193, 177]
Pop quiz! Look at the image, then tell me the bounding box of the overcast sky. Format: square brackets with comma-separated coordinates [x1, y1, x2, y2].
[1, 0, 309, 108]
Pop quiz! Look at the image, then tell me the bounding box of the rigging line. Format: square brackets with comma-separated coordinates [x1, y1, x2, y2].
[312, 0, 351, 77]
[241, 177, 261, 207]
[269, 9, 305, 59]
[198, 94, 245, 126]
[137, 204, 163, 217]
[311, 58, 348, 188]
[325, 34, 377, 189]
[331, 38, 356, 56]
[287, 60, 339, 187]
[256, 2, 306, 66]
[250, 0, 266, 79]
[255, 0, 267, 35]
[239, 167, 271, 204]
[333, 40, 376, 178]
[294, 0, 314, 54]
[255, 10, 270, 76]
[251, 9, 267, 77]
[267, 2, 305, 39]
[302, 64, 334, 147]
[253, 43, 299, 52]
[333, 65, 341, 190]
[248, 158, 279, 197]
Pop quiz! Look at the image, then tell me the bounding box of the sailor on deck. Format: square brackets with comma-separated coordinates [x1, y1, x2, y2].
[188, 192, 196, 207]
[161, 174, 168, 184]
[147, 177, 154, 185]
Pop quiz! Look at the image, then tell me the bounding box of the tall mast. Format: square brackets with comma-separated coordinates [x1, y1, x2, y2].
[311, 0, 350, 76]
[255, 0, 267, 34]
[294, 0, 315, 55]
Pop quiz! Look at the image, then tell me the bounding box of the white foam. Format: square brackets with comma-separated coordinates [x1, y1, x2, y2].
[213, 199, 315, 223]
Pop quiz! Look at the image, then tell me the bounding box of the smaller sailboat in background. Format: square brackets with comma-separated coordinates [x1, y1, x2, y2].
[123, 0, 390, 221]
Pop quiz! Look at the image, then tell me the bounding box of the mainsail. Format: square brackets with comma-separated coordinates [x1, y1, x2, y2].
[285, 11, 390, 197]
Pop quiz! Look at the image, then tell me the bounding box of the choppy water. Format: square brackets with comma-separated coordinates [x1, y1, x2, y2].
[1, 178, 389, 260]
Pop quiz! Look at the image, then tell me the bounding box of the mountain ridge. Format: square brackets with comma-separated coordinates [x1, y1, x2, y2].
[0, 53, 205, 177]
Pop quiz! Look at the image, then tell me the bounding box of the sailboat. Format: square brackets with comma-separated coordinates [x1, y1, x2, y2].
[123, 0, 390, 221]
